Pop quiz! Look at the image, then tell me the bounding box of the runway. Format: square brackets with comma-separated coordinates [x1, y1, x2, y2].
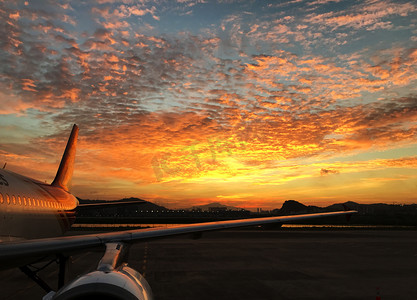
[1, 229, 417, 299]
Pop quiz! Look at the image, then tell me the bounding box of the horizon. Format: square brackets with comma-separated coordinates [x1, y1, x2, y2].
[78, 197, 415, 212]
[1, 0, 416, 210]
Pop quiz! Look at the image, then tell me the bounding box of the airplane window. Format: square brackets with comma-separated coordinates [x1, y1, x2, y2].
[12, 195, 16, 205]
[0, 193, 3, 204]
[6, 194, 10, 204]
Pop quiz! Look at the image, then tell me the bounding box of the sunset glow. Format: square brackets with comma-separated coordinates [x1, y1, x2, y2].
[1, 0, 416, 209]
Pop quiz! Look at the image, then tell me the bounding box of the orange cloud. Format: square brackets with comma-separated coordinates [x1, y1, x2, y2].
[306, 1, 416, 30]
[21, 79, 37, 92]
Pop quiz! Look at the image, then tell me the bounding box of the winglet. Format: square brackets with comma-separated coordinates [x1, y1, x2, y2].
[342, 203, 354, 222]
[51, 124, 79, 191]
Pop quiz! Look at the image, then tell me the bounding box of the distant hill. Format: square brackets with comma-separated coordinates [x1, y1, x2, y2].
[191, 202, 249, 212]
[76, 197, 169, 217]
[75, 197, 250, 223]
[76, 197, 417, 226]
[272, 200, 417, 226]
[279, 200, 321, 214]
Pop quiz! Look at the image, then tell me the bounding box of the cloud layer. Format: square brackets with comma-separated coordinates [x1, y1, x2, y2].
[0, 0, 416, 208]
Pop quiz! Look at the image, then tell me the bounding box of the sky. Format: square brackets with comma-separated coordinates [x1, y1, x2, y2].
[0, 0, 416, 210]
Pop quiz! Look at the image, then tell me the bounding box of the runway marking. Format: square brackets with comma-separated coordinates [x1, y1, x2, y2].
[142, 242, 148, 278]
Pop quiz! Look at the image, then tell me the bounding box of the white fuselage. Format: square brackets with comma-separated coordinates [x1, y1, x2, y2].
[0, 169, 78, 242]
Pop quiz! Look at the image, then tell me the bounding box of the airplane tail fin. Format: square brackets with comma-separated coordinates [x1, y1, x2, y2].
[51, 124, 79, 191]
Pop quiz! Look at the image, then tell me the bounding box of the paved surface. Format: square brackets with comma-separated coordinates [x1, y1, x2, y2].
[1, 229, 417, 299]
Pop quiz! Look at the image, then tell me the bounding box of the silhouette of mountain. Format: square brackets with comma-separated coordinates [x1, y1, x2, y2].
[77, 197, 169, 218]
[276, 200, 417, 226]
[76, 197, 417, 226]
[279, 200, 320, 213]
[273, 200, 321, 215]
[191, 202, 248, 212]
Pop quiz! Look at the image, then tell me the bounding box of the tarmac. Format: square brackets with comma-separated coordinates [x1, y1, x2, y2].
[1, 229, 417, 299]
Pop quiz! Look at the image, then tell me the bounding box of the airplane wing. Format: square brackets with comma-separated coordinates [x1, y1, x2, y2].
[0, 210, 356, 270]
[76, 199, 147, 209]
[76, 200, 149, 209]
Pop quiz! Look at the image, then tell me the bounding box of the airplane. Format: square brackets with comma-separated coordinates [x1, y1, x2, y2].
[0, 124, 357, 300]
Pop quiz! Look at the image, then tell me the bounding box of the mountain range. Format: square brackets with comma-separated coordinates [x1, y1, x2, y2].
[77, 198, 417, 226]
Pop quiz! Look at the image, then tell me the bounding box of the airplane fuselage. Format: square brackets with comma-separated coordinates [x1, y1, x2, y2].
[0, 169, 77, 242]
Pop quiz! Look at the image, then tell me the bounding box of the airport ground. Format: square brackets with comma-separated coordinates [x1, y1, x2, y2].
[1, 229, 417, 299]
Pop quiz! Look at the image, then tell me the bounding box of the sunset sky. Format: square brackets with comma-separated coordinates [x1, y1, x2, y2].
[1, 0, 416, 210]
